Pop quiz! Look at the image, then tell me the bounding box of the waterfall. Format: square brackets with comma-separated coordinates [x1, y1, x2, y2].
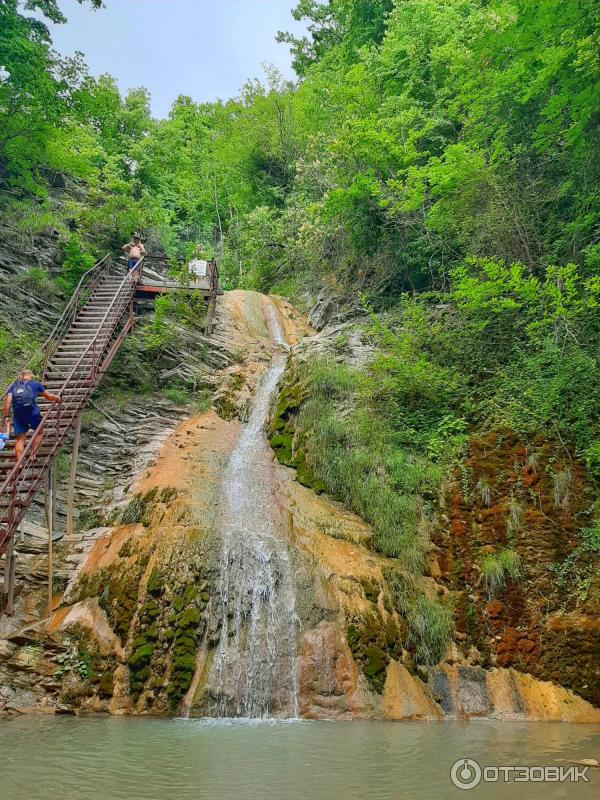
[206, 298, 298, 718]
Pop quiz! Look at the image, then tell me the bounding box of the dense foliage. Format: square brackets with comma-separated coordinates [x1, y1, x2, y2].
[3, 1, 599, 288]
[2, 0, 599, 471]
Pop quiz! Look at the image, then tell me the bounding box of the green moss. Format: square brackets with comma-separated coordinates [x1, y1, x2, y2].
[346, 611, 403, 694]
[145, 623, 158, 640]
[268, 372, 329, 493]
[169, 671, 193, 696]
[175, 628, 195, 643]
[172, 653, 196, 673]
[182, 585, 197, 605]
[123, 571, 207, 709]
[294, 453, 327, 493]
[160, 487, 178, 504]
[147, 568, 163, 595]
[174, 636, 196, 652]
[121, 488, 159, 526]
[60, 625, 119, 707]
[271, 416, 286, 433]
[361, 579, 379, 603]
[135, 666, 151, 683]
[347, 623, 360, 649]
[142, 599, 161, 620]
[270, 433, 293, 464]
[363, 646, 387, 678]
[128, 643, 155, 668]
[177, 607, 200, 628]
[70, 551, 150, 646]
[98, 673, 114, 697]
[172, 595, 185, 612]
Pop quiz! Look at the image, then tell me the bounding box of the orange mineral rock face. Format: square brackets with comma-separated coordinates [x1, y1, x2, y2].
[440, 427, 600, 708]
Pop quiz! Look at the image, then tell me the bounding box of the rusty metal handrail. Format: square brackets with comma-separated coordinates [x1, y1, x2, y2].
[0, 258, 144, 551]
[41, 253, 113, 379]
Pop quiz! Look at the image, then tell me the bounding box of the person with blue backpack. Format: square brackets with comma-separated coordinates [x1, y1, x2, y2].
[3, 370, 61, 461]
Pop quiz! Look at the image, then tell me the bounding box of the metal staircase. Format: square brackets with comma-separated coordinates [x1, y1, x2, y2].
[0, 255, 143, 561]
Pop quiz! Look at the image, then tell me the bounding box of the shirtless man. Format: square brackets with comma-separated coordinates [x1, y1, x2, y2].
[122, 233, 146, 271]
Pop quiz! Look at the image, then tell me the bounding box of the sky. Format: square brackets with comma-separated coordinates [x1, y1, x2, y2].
[46, 0, 306, 118]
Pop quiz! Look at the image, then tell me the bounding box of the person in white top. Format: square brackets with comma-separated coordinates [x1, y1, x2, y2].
[188, 253, 208, 283]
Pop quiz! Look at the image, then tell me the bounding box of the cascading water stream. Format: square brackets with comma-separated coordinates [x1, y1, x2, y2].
[206, 298, 298, 718]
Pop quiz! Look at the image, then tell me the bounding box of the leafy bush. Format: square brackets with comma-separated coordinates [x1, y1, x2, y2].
[0, 326, 42, 388]
[17, 266, 59, 297]
[139, 291, 205, 353]
[58, 235, 95, 294]
[552, 522, 600, 606]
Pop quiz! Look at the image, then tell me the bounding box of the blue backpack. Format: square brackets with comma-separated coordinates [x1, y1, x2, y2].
[12, 380, 35, 413]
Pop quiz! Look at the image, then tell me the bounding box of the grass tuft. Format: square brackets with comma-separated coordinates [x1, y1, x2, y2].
[480, 549, 522, 600]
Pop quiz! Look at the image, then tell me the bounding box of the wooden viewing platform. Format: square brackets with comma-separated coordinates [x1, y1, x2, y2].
[135, 262, 221, 302]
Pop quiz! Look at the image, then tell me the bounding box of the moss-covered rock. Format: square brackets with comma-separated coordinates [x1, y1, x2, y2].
[346, 611, 403, 694]
[128, 643, 155, 668]
[268, 367, 327, 492]
[177, 607, 200, 628]
[270, 433, 293, 464]
[59, 625, 118, 708]
[70, 546, 151, 646]
[293, 452, 327, 493]
[172, 595, 185, 612]
[98, 673, 115, 698]
[120, 488, 160, 526]
[125, 573, 210, 710]
[172, 653, 196, 673]
[147, 568, 164, 595]
[363, 646, 388, 679]
[174, 636, 196, 652]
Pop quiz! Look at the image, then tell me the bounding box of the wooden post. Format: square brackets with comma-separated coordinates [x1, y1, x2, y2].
[66, 416, 81, 537]
[7, 536, 15, 615]
[129, 299, 135, 334]
[205, 299, 215, 335]
[2, 533, 16, 615]
[43, 478, 49, 530]
[47, 466, 54, 618]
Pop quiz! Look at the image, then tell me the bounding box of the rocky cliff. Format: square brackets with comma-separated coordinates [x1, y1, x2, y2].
[1, 290, 599, 723]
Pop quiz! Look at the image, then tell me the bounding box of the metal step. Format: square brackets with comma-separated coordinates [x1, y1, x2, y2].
[0, 492, 38, 506]
[48, 355, 94, 362]
[46, 356, 93, 363]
